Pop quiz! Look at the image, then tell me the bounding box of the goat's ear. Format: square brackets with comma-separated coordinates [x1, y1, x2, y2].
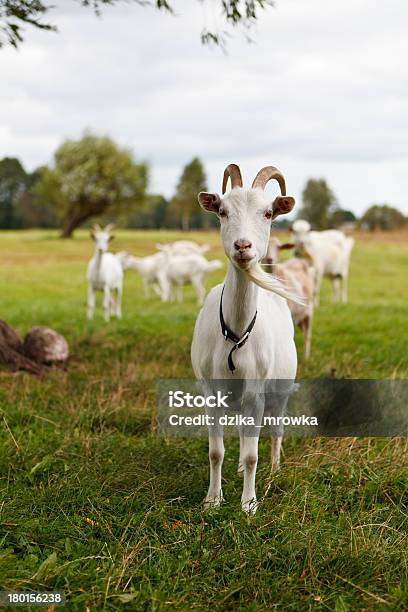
[198, 192, 221, 214]
[279, 242, 295, 251]
[90, 231, 96, 241]
[109, 235, 115, 242]
[272, 196, 295, 219]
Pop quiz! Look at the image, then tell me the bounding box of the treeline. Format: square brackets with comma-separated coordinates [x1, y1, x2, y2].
[298, 178, 407, 232]
[0, 133, 406, 236]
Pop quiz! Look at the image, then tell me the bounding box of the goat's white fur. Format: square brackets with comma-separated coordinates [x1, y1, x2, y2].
[292, 220, 354, 306]
[118, 252, 167, 299]
[191, 184, 298, 514]
[87, 228, 123, 321]
[161, 254, 223, 305]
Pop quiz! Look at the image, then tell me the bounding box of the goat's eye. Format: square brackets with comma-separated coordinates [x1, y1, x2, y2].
[219, 208, 227, 218]
[264, 210, 273, 220]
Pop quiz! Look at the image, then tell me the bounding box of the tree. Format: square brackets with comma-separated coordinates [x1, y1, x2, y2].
[298, 178, 338, 230]
[170, 158, 207, 230]
[0, 0, 273, 49]
[0, 157, 29, 228]
[33, 132, 148, 237]
[360, 204, 406, 231]
[122, 194, 168, 229]
[16, 166, 59, 228]
[329, 208, 356, 229]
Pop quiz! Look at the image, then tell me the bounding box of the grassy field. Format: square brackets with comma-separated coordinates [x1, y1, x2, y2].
[0, 229, 407, 610]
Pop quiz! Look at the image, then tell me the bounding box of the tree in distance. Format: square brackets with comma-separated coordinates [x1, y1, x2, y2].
[33, 132, 148, 237]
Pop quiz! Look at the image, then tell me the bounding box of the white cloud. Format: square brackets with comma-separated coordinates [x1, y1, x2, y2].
[1, 0, 407, 214]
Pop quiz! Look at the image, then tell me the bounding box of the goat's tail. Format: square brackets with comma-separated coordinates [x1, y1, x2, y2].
[244, 263, 305, 305]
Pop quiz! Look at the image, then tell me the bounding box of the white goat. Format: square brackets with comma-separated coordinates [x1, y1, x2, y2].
[156, 240, 210, 256]
[162, 254, 223, 305]
[264, 237, 314, 359]
[292, 219, 354, 306]
[118, 252, 167, 299]
[191, 164, 301, 514]
[86, 224, 123, 321]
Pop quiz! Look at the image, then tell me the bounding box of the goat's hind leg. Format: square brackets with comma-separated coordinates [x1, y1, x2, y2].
[299, 315, 312, 360]
[265, 381, 292, 471]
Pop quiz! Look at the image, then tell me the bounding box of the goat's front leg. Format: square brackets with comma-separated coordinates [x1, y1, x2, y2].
[87, 285, 96, 320]
[192, 277, 205, 305]
[204, 435, 224, 509]
[103, 286, 111, 322]
[157, 271, 170, 302]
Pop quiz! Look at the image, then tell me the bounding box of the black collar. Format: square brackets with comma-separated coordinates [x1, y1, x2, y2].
[219, 285, 258, 373]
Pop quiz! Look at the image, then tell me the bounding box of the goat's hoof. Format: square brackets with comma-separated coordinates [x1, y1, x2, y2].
[242, 498, 258, 515]
[204, 495, 223, 510]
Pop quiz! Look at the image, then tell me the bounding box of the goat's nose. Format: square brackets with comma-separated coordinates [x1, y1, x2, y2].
[234, 239, 252, 252]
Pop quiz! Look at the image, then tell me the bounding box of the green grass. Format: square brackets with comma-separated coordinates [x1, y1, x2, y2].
[0, 229, 407, 610]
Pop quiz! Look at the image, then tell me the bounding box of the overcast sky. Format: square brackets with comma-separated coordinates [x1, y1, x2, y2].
[1, 0, 407, 215]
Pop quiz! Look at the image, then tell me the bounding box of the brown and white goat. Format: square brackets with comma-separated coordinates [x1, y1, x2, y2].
[263, 237, 314, 359]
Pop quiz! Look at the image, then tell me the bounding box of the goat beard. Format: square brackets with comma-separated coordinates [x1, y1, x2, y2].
[243, 262, 305, 306]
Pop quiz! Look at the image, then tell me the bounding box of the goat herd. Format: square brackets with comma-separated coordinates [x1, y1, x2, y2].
[87, 172, 353, 364]
[86, 229, 223, 321]
[86, 163, 355, 513]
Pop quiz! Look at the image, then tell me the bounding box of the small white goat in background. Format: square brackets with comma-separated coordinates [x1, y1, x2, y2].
[264, 237, 314, 359]
[292, 220, 354, 306]
[87, 224, 123, 321]
[191, 163, 301, 513]
[118, 243, 221, 305]
[162, 254, 223, 305]
[118, 251, 167, 299]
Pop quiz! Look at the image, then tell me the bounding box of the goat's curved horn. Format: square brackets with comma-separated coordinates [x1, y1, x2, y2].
[222, 163, 243, 194]
[105, 223, 115, 232]
[92, 223, 101, 232]
[252, 166, 286, 195]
